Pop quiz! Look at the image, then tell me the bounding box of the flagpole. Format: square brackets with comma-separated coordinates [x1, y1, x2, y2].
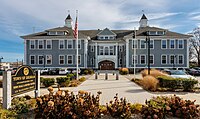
[76, 10, 79, 80]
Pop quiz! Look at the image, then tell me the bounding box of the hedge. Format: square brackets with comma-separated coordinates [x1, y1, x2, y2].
[41, 78, 55, 87]
[56, 77, 70, 87]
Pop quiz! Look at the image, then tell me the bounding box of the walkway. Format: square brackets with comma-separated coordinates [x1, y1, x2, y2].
[71, 74, 200, 105]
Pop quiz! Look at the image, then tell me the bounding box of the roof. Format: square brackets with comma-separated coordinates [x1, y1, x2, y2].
[66, 14, 72, 20]
[21, 26, 191, 39]
[141, 14, 147, 20]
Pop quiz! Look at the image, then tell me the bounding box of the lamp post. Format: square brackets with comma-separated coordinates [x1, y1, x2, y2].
[0, 56, 3, 70]
[146, 31, 150, 75]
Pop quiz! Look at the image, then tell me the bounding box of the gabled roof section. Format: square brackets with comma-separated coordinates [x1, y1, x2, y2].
[141, 14, 147, 20]
[66, 14, 72, 20]
[97, 28, 116, 36]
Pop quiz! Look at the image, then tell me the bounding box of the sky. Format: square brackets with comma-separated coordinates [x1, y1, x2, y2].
[0, 0, 200, 62]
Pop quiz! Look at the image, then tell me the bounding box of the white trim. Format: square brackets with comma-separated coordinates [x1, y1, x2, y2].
[29, 40, 35, 50]
[67, 40, 73, 49]
[161, 39, 167, 49]
[132, 55, 138, 65]
[95, 43, 98, 68]
[91, 45, 94, 52]
[169, 39, 176, 49]
[67, 55, 73, 65]
[187, 39, 189, 67]
[24, 40, 27, 65]
[177, 54, 184, 65]
[38, 40, 44, 49]
[126, 39, 129, 67]
[59, 40, 65, 49]
[150, 39, 154, 49]
[140, 39, 146, 49]
[177, 39, 184, 49]
[150, 54, 154, 65]
[46, 40, 52, 49]
[30, 55, 36, 65]
[59, 55, 65, 65]
[38, 55, 44, 65]
[46, 55, 52, 65]
[132, 39, 138, 49]
[161, 54, 167, 65]
[169, 54, 175, 64]
[140, 55, 146, 64]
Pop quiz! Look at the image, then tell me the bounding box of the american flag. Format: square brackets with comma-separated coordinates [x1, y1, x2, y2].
[73, 15, 78, 39]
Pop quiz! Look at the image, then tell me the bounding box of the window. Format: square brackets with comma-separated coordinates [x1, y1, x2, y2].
[119, 58, 122, 65]
[149, 31, 157, 35]
[157, 31, 164, 35]
[119, 46, 123, 52]
[91, 58, 94, 65]
[59, 40, 65, 49]
[100, 36, 104, 39]
[46, 55, 52, 65]
[91, 46, 94, 52]
[67, 55, 73, 64]
[178, 55, 183, 64]
[110, 36, 114, 39]
[78, 40, 81, 49]
[100, 46, 104, 55]
[38, 40, 44, 49]
[49, 31, 56, 35]
[110, 46, 114, 55]
[140, 55, 146, 64]
[59, 55, 65, 65]
[30, 40, 35, 49]
[78, 55, 81, 64]
[46, 40, 52, 49]
[38, 55, 44, 65]
[30, 55, 35, 65]
[170, 39, 175, 49]
[161, 55, 167, 64]
[161, 40, 167, 49]
[105, 47, 109, 55]
[150, 55, 154, 64]
[170, 55, 175, 64]
[57, 31, 64, 35]
[150, 40, 154, 49]
[105, 36, 108, 39]
[67, 40, 73, 49]
[178, 40, 183, 49]
[132, 40, 138, 49]
[132, 55, 138, 64]
[140, 40, 146, 49]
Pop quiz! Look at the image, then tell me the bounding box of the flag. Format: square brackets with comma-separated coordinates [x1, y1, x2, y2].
[73, 15, 78, 39]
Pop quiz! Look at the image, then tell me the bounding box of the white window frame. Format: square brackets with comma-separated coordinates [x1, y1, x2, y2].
[170, 39, 175, 49]
[105, 46, 109, 55]
[91, 45, 94, 52]
[150, 40, 154, 49]
[119, 46, 123, 52]
[78, 40, 81, 49]
[78, 55, 81, 65]
[170, 55, 175, 64]
[161, 55, 167, 65]
[119, 58, 122, 65]
[132, 55, 138, 64]
[46, 40, 52, 49]
[150, 54, 154, 65]
[30, 55, 35, 65]
[59, 55, 65, 65]
[46, 55, 52, 65]
[59, 40, 65, 49]
[67, 55, 73, 64]
[38, 55, 44, 65]
[132, 39, 138, 49]
[140, 55, 146, 64]
[178, 55, 184, 64]
[38, 40, 44, 49]
[161, 39, 167, 49]
[110, 46, 114, 55]
[30, 40, 35, 49]
[140, 39, 146, 49]
[100, 46, 104, 55]
[178, 39, 184, 49]
[67, 40, 73, 49]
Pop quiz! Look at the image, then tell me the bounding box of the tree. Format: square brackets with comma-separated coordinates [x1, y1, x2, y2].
[189, 27, 200, 66]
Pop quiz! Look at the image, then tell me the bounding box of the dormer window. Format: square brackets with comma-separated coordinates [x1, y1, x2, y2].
[48, 31, 65, 35]
[148, 31, 165, 36]
[105, 36, 108, 39]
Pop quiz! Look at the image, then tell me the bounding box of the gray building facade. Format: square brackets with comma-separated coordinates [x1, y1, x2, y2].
[21, 14, 190, 70]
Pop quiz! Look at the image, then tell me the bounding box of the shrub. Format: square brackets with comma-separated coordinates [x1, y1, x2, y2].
[56, 77, 70, 87]
[141, 69, 168, 78]
[182, 78, 198, 91]
[140, 75, 158, 91]
[130, 103, 143, 114]
[83, 69, 89, 75]
[35, 89, 102, 119]
[79, 77, 86, 82]
[67, 73, 75, 80]
[41, 78, 55, 87]
[69, 80, 80, 87]
[88, 69, 94, 74]
[0, 107, 16, 119]
[119, 68, 129, 75]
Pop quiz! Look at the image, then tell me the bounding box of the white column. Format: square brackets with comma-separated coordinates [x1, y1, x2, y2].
[24, 40, 27, 65]
[126, 39, 129, 68]
[35, 70, 40, 98]
[95, 42, 98, 68]
[3, 71, 11, 109]
[84, 39, 88, 68]
[115, 43, 118, 68]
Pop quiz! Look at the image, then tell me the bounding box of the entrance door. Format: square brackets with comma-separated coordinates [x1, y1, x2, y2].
[99, 60, 115, 70]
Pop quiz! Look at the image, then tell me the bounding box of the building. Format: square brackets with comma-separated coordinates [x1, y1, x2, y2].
[21, 14, 190, 70]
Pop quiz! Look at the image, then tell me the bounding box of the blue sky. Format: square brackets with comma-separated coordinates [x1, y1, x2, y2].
[0, 0, 200, 62]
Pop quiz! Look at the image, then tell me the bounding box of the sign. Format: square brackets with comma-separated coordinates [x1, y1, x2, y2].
[12, 65, 36, 96]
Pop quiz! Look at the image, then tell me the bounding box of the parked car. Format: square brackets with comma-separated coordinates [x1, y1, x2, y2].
[187, 69, 200, 76]
[48, 68, 59, 75]
[59, 68, 70, 75]
[40, 68, 49, 75]
[165, 70, 197, 80]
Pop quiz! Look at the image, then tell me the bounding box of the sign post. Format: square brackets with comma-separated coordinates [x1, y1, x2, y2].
[3, 71, 12, 109]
